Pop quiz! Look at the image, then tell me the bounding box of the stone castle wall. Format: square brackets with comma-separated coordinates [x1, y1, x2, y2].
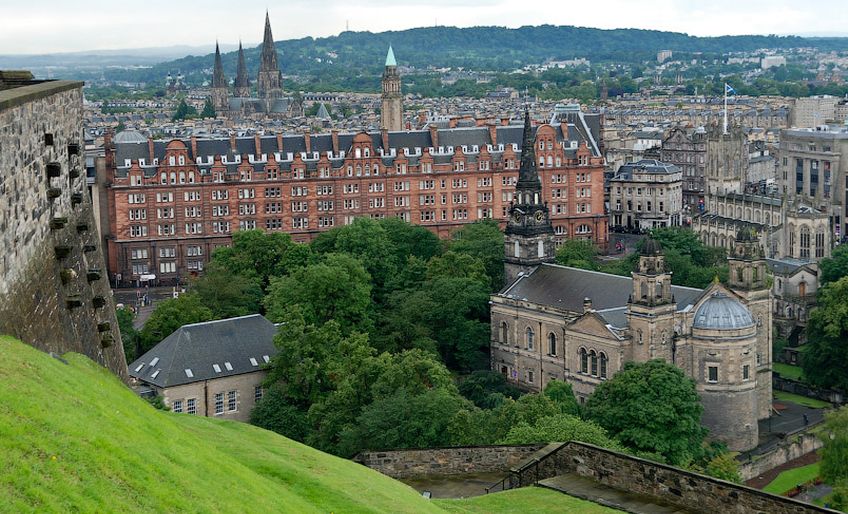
[354, 444, 545, 478]
[0, 80, 128, 380]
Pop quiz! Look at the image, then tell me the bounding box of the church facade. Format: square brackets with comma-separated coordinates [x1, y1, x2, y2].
[491, 114, 772, 451]
[209, 13, 302, 119]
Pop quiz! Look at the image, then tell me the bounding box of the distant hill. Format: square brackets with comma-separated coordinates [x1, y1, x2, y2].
[105, 24, 848, 84]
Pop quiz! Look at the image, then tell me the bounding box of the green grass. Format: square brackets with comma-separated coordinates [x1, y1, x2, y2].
[0, 336, 446, 513]
[0, 336, 608, 514]
[774, 390, 832, 409]
[774, 363, 804, 381]
[435, 487, 619, 513]
[762, 462, 821, 495]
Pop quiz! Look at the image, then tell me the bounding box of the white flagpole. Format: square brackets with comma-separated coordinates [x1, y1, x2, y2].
[723, 83, 728, 135]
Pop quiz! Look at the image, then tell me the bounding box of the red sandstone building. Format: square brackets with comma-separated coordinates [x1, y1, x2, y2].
[100, 113, 606, 285]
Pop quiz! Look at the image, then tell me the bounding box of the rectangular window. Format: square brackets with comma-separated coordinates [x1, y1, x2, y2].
[227, 390, 237, 412]
[214, 392, 224, 415]
[254, 386, 263, 402]
[708, 366, 718, 383]
[186, 398, 197, 415]
[172, 399, 183, 413]
[742, 365, 750, 380]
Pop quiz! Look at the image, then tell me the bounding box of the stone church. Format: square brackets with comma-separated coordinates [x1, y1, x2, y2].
[491, 114, 772, 452]
[209, 12, 302, 119]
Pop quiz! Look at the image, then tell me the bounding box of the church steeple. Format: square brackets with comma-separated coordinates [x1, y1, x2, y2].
[257, 11, 283, 101]
[234, 41, 250, 98]
[380, 45, 402, 131]
[503, 110, 555, 285]
[211, 41, 229, 112]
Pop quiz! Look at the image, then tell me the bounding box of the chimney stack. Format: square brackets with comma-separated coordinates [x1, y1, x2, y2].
[331, 129, 339, 155]
[276, 132, 284, 153]
[229, 132, 237, 153]
[304, 131, 312, 155]
[428, 125, 439, 149]
[190, 135, 198, 161]
[583, 297, 593, 313]
[147, 137, 155, 164]
[254, 134, 262, 157]
[487, 123, 498, 147]
[381, 128, 389, 152]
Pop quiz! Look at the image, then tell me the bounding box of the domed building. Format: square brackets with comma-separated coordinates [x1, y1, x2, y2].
[491, 229, 772, 452]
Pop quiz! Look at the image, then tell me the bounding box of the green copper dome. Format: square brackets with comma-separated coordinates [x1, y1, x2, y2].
[385, 45, 397, 67]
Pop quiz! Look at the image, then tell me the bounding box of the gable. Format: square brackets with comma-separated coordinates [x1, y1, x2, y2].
[568, 312, 619, 340]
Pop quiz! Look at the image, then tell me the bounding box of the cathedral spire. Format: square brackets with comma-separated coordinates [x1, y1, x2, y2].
[234, 41, 250, 97]
[259, 10, 279, 73]
[516, 109, 541, 192]
[257, 11, 283, 101]
[212, 41, 226, 89]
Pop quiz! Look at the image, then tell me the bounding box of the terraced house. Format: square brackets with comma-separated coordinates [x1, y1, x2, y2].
[100, 109, 606, 285]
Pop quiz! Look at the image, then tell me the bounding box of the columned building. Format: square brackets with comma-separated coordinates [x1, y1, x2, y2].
[490, 232, 773, 452]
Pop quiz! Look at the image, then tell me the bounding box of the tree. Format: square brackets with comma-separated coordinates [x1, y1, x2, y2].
[116, 307, 140, 361]
[190, 262, 263, 318]
[459, 370, 522, 409]
[584, 360, 707, 466]
[378, 217, 443, 265]
[249, 384, 311, 442]
[820, 406, 848, 511]
[211, 230, 312, 291]
[449, 220, 505, 291]
[802, 277, 848, 391]
[704, 453, 742, 483]
[137, 293, 215, 354]
[498, 414, 621, 448]
[820, 245, 848, 286]
[200, 98, 216, 118]
[171, 99, 197, 121]
[264, 253, 373, 335]
[556, 239, 599, 270]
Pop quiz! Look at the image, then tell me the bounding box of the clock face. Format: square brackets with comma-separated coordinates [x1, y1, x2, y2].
[535, 211, 544, 222]
[512, 211, 522, 222]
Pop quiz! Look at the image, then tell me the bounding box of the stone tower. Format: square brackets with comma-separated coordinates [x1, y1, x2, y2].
[210, 41, 229, 113]
[626, 239, 676, 363]
[257, 11, 283, 109]
[234, 41, 250, 98]
[727, 227, 773, 420]
[705, 124, 747, 196]
[504, 111, 555, 285]
[380, 46, 403, 131]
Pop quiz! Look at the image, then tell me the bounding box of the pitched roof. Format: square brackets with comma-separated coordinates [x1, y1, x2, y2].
[128, 314, 278, 388]
[499, 263, 703, 315]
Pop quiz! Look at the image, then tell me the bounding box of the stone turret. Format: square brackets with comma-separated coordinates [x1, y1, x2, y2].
[503, 110, 555, 284]
[210, 42, 228, 112]
[234, 41, 250, 98]
[256, 11, 283, 104]
[380, 45, 402, 131]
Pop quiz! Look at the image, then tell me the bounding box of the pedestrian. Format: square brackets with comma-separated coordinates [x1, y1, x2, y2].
[803, 413, 809, 426]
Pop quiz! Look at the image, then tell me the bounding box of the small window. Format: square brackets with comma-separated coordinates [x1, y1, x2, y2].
[262, 355, 270, 363]
[227, 390, 237, 412]
[172, 399, 183, 413]
[186, 398, 197, 415]
[213, 364, 221, 373]
[224, 362, 233, 371]
[214, 392, 224, 415]
[134, 364, 144, 372]
[743, 365, 750, 380]
[250, 357, 259, 367]
[708, 366, 718, 383]
[184, 369, 194, 378]
[528, 370, 535, 384]
[254, 386, 264, 402]
[149, 357, 160, 367]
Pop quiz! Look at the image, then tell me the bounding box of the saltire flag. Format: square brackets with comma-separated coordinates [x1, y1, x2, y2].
[725, 83, 736, 95]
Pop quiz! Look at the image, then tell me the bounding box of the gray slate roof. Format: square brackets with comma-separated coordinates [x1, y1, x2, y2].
[128, 314, 278, 388]
[500, 263, 703, 317]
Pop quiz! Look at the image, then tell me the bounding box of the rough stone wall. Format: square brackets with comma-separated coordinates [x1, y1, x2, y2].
[354, 444, 545, 479]
[0, 80, 128, 381]
[517, 442, 837, 514]
[738, 432, 823, 481]
[157, 370, 268, 422]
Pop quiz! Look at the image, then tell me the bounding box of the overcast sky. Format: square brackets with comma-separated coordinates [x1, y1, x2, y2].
[2, 0, 847, 54]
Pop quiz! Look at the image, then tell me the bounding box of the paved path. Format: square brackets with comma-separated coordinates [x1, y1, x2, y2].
[401, 472, 508, 499]
[539, 473, 691, 513]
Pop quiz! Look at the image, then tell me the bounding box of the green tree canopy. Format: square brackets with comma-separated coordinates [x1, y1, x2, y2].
[171, 99, 198, 121]
[200, 98, 215, 118]
[584, 360, 707, 466]
[116, 307, 139, 361]
[802, 277, 848, 391]
[556, 239, 599, 270]
[211, 230, 312, 291]
[138, 293, 215, 354]
[190, 262, 263, 318]
[264, 253, 372, 334]
[820, 244, 848, 286]
[448, 220, 505, 291]
[498, 414, 621, 448]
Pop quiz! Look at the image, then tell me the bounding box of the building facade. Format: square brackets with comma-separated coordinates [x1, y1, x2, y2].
[660, 126, 707, 209]
[609, 159, 684, 231]
[490, 230, 773, 452]
[380, 46, 403, 132]
[101, 112, 607, 285]
[128, 314, 277, 422]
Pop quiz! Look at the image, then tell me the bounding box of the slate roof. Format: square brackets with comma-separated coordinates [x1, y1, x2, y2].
[128, 314, 278, 388]
[499, 263, 703, 317]
[766, 257, 816, 276]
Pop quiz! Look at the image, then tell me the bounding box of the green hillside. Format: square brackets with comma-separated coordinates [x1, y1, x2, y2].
[0, 336, 449, 513]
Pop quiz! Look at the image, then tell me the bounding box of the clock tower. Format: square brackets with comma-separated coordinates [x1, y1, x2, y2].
[504, 110, 555, 285]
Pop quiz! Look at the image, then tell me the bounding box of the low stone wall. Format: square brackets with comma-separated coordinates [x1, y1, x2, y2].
[514, 442, 837, 514]
[354, 444, 545, 479]
[774, 375, 844, 405]
[739, 432, 823, 481]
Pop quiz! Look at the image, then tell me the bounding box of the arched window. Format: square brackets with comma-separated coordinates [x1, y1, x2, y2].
[655, 281, 662, 299]
[599, 352, 608, 379]
[513, 240, 520, 258]
[640, 281, 648, 300]
[579, 348, 588, 374]
[590, 350, 598, 376]
[548, 333, 557, 356]
[525, 327, 535, 350]
[500, 321, 509, 344]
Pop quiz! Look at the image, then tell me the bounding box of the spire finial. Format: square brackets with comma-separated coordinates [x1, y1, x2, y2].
[385, 45, 397, 67]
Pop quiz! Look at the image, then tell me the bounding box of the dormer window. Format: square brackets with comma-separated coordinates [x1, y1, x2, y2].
[355, 148, 361, 159]
[364, 148, 370, 157]
[178, 155, 185, 165]
[169, 156, 176, 166]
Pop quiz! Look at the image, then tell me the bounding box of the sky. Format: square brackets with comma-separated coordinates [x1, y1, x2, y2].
[2, 0, 847, 55]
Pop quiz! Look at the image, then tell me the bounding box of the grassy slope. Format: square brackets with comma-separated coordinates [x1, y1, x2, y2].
[774, 390, 832, 409]
[774, 363, 804, 381]
[436, 487, 618, 513]
[0, 336, 446, 514]
[763, 462, 821, 495]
